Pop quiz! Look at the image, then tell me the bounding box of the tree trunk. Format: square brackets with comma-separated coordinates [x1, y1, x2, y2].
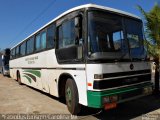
[154, 57, 159, 94]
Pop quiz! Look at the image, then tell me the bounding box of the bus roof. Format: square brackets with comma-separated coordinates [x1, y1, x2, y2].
[11, 4, 141, 49]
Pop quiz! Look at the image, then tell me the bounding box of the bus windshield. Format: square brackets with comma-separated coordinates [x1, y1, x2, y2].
[125, 18, 144, 59]
[88, 11, 145, 60]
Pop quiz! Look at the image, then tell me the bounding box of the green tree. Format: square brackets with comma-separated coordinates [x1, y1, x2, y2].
[137, 4, 160, 93]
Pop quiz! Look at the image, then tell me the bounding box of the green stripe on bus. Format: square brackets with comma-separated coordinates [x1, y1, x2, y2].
[23, 73, 37, 82]
[24, 70, 41, 78]
[23, 75, 32, 83]
[87, 82, 153, 108]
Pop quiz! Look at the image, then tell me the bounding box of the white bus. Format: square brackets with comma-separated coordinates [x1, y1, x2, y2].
[1, 48, 10, 76]
[0, 53, 2, 73]
[10, 4, 153, 115]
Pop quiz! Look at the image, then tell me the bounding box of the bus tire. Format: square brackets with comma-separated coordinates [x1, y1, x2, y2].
[17, 72, 22, 85]
[65, 78, 81, 115]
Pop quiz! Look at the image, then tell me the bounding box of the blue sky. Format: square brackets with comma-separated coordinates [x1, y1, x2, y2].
[0, 0, 159, 50]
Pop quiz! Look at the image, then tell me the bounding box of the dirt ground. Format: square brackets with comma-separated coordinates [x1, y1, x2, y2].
[1, 74, 160, 120]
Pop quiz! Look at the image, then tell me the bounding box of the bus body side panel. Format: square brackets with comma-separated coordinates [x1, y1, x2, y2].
[46, 49, 59, 97]
[9, 68, 17, 80]
[10, 49, 88, 106]
[9, 52, 47, 90]
[56, 69, 87, 106]
[46, 49, 88, 106]
[44, 69, 58, 97]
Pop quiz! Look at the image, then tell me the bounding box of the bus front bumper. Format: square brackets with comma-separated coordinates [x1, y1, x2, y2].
[87, 82, 153, 109]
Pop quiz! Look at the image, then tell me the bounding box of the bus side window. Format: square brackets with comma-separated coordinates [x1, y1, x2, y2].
[35, 34, 41, 51]
[12, 48, 16, 58]
[58, 25, 63, 49]
[35, 31, 46, 51]
[13, 49, 15, 59]
[47, 25, 55, 49]
[20, 42, 26, 56]
[41, 31, 46, 50]
[16, 46, 20, 58]
[10, 50, 13, 59]
[58, 19, 75, 49]
[27, 37, 34, 54]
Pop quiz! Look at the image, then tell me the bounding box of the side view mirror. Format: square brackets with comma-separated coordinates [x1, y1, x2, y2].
[77, 45, 83, 59]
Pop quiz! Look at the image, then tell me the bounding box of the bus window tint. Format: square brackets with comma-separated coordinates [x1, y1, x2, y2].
[11, 49, 15, 59]
[58, 19, 75, 49]
[13, 49, 16, 58]
[10, 50, 13, 59]
[58, 26, 63, 48]
[41, 31, 46, 49]
[47, 25, 55, 49]
[36, 34, 41, 51]
[27, 37, 34, 54]
[20, 42, 26, 56]
[16, 46, 20, 57]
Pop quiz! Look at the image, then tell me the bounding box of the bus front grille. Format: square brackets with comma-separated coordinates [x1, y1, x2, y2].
[93, 70, 151, 90]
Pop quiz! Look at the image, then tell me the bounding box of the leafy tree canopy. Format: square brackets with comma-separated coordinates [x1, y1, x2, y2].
[137, 4, 160, 58]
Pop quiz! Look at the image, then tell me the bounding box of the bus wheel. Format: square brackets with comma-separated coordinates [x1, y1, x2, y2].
[17, 72, 22, 85]
[65, 78, 81, 115]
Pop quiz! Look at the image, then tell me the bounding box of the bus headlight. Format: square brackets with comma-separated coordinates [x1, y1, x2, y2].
[94, 74, 103, 79]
